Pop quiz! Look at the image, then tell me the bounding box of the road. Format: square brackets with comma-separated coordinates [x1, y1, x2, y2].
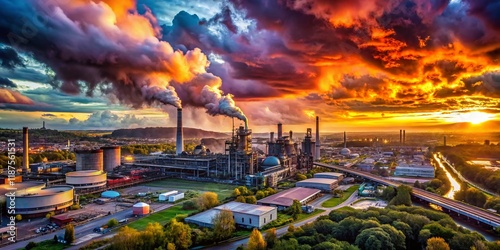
[3, 209, 133, 250]
[314, 162, 500, 229]
[204, 191, 359, 250]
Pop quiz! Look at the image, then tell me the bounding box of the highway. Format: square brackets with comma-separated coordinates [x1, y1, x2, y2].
[314, 162, 500, 229]
[2, 209, 133, 250]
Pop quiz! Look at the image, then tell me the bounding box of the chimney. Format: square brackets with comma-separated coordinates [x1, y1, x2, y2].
[270, 132, 274, 143]
[344, 131, 347, 148]
[315, 116, 320, 160]
[403, 130, 406, 145]
[277, 123, 283, 139]
[42, 121, 45, 129]
[176, 108, 184, 155]
[399, 129, 402, 145]
[289, 130, 293, 140]
[23, 127, 29, 173]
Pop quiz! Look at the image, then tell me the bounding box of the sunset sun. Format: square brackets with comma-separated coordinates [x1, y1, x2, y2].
[457, 111, 494, 125]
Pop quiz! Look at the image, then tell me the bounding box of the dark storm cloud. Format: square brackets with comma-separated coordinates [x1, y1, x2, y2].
[0, 77, 16, 88]
[41, 113, 56, 117]
[0, 46, 25, 69]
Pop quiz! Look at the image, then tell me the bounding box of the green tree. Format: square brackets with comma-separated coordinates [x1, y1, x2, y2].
[245, 196, 257, 204]
[265, 228, 277, 248]
[166, 219, 192, 250]
[355, 227, 394, 250]
[140, 222, 166, 249]
[110, 226, 140, 250]
[181, 200, 197, 210]
[464, 188, 487, 207]
[212, 209, 236, 242]
[426, 237, 450, 250]
[25, 242, 37, 250]
[236, 195, 246, 203]
[255, 190, 265, 200]
[296, 173, 307, 181]
[389, 185, 412, 206]
[248, 228, 266, 250]
[232, 188, 241, 197]
[167, 243, 176, 250]
[197, 192, 219, 210]
[107, 218, 119, 228]
[382, 186, 396, 201]
[64, 224, 75, 244]
[53, 235, 58, 243]
[484, 197, 500, 213]
[288, 199, 302, 220]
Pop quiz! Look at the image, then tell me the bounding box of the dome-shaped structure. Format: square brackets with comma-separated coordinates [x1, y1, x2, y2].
[340, 148, 351, 156]
[262, 156, 280, 167]
[193, 144, 207, 155]
[101, 190, 120, 198]
[133, 202, 150, 215]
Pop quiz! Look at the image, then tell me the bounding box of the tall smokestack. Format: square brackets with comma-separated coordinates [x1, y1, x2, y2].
[344, 131, 347, 148]
[176, 108, 184, 155]
[315, 116, 320, 160]
[289, 130, 293, 140]
[22, 127, 29, 173]
[277, 123, 283, 139]
[270, 132, 274, 143]
[403, 130, 406, 145]
[399, 129, 402, 145]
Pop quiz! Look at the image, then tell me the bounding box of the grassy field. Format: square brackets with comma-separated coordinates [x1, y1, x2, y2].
[322, 185, 360, 208]
[23, 240, 66, 250]
[144, 179, 236, 199]
[127, 204, 197, 230]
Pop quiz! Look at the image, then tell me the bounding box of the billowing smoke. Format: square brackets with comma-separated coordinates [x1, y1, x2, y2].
[202, 85, 248, 128]
[0, 0, 246, 120]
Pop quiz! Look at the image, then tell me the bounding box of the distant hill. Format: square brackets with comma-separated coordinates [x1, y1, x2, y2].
[111, 127, 229, 139]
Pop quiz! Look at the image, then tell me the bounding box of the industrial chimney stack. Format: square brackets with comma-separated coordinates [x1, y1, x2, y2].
[399, 130, 402, 145]
[344, 131, 347, 148]
[176, 108, 184, 155]
[315, 116, 320, 160]
[277, 123, 283, 139]
[22, 127, 29, 173]
[270, 132, 274, 143]
[403, 130, 406, 145]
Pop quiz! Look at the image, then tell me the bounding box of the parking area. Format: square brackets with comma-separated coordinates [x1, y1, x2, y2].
[350, 199, 387, 209]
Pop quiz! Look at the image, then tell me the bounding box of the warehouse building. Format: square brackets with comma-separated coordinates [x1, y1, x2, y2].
[185, 201, 277, 229]
[295, 178, 338, 192]
[257, 187, 321, 210]
[66, 170, 107, 191]
[313, 172, 344, 181]
[394, 163, 435, 178]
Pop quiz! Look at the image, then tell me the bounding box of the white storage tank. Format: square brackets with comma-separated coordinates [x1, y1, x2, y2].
[168, 193, 185, 202]
[101, 146, 121, 172]
[159, 191, 178, 201]
[76, 149, 103, 171]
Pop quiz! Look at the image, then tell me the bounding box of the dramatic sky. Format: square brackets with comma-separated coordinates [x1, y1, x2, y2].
[1, 0, 500, 132]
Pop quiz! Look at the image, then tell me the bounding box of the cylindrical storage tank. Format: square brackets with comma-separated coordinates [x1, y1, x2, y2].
[76, 149, 103, 171]
[133, 202, 150, 215]
[66, 170, 107, 189]
[16, 185, 74, 216]
[101, 146, 121, 172]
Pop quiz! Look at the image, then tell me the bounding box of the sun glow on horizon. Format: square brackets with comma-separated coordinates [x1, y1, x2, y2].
[447, 111, 495, 125]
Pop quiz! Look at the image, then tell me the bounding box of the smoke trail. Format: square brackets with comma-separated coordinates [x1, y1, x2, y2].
[201, 85, 248, 126]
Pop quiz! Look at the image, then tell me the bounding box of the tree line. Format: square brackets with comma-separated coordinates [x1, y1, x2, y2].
[243, 205, 497, 250]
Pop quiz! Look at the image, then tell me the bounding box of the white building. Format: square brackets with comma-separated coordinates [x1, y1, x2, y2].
[296, 178, 338, 192]
[394, 163, 435, 178]
[185, 201, 277, 229]
[313, 172, 344, 181]
[159, 191, 178, 201]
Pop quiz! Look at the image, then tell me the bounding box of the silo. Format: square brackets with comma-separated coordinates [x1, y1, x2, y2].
[101, 146, 121, 172]
[76, 149, 103, 171]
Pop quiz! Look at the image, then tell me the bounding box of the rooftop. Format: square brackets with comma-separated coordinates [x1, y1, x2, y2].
[297, 178, 339, 185]
[215, 201, 276, 216]
[66, 170, 104, 176]
[257, 187, 321, 207]
[314, 172, 344, 177]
